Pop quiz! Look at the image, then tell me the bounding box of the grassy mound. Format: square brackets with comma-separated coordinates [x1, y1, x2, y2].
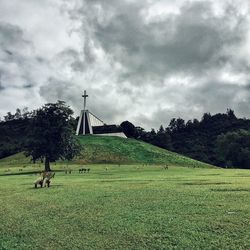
[76, 135, 212, 167]
[0, 135, 213, 168]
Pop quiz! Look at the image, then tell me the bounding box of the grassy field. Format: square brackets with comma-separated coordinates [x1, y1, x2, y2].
[0, 164, 249, 249]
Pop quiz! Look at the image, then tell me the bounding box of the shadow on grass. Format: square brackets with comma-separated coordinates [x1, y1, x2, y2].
[211, 188, 250, 192]
[27, 184, 64, 190]
[199, 174, 221, 176]
[99, 179, 193, 183]
[0, 170, 64, 177]
[233, 175, 250, 177]
[182, 181, 231, 186]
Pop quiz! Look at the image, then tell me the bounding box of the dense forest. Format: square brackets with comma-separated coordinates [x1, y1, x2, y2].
[121, 109, 250, 169]
[0, 107, 249, 168]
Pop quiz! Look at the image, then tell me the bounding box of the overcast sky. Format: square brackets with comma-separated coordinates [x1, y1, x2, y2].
[0, 0, 250, 129]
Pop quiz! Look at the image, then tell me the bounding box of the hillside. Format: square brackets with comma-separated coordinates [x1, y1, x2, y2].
[0, 135, 213, 168]
[77, 136, 212, 167]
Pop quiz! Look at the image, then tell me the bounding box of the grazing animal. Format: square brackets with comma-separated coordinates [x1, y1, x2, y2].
[79, 168, 89, 173]
[34, 171, 55, 188]
[65, 169, 71, 174]
[79, 168, 86, 173]
[163, 165, 168, 170]
[34, 178, 43, 188]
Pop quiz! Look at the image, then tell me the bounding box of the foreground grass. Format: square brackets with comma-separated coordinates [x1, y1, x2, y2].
[0, 165, 249, 249]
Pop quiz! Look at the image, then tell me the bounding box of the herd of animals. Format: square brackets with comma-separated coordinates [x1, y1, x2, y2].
[3, 164, 170, 174]
[2, 164, 171, 189]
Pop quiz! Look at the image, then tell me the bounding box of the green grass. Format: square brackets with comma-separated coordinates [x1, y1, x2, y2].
[0, 164, 249, 249]
[0, 135, 213, 168]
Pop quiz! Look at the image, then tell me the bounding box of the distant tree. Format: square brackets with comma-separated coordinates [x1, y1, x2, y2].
[158, 125, 165, 133]
[4, 112, 15, 121]
[168, 118, 185, 132]
[153, 126, 172, 150]
[14, 108, 22, 120]
[136, 126, 146, 138]
[24, 101, 82, 171]
[216, 130, 250, 169]
[226, 108, 236, 120]
[201, 112, 211, 123]
[22, 107, 30, 119]
[120, 121, 138, 138]
[150, 128, 156, 136]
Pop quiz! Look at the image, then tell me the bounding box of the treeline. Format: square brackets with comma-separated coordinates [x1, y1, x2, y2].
[1, 107, 249, 168]
[0, 107, 77, 159]
[0, 108, 31, 159]
[121, 109, 250, 169]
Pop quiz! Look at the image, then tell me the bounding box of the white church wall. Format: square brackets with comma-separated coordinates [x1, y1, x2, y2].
[95, 133, 127, 138]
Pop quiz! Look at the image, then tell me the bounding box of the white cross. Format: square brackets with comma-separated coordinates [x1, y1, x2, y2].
[82, 90, 88, 110]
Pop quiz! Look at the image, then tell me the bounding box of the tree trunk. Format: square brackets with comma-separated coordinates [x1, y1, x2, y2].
[45, 157, 51, 171]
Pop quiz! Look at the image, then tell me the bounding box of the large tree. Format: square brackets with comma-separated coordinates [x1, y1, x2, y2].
[24, 101, 81, 171]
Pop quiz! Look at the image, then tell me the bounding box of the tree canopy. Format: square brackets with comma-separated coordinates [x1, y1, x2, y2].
[24, 101, 81, 171]
[217, 130, 250, 169]
[1, 105, 249, 169]
[121, 109, 250, 168]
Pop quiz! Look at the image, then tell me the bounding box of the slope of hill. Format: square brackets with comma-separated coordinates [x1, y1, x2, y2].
[0, 135, 213, 168]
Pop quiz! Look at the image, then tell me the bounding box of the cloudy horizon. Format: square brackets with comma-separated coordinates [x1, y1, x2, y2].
[0, 0, 250, 129]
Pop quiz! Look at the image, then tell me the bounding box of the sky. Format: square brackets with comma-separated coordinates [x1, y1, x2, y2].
[0, 0, 250, 129]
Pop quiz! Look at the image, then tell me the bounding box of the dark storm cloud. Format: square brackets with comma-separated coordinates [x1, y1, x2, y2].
[0, 22, 36, 89]
[0, 0, 250, 128]
[72, 1, 247, 78]
[56, 0, 249, 128]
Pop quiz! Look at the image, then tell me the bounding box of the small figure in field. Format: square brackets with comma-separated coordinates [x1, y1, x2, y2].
[34, 171, 55, 188]
[65, 168, 71, 174]
[163, 165, 168, 170]
[79, 168, 85, 173]
[19, 168, 23, 171]
[79, 168, 90, 173]
[42, 171, 55, 187]
[105, 167, 108, 171]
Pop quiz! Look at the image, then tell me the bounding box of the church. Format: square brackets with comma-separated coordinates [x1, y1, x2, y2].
[76, 91, 127, 138]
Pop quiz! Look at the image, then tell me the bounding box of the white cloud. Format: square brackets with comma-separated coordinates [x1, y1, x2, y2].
[0, 0, 250, 128]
